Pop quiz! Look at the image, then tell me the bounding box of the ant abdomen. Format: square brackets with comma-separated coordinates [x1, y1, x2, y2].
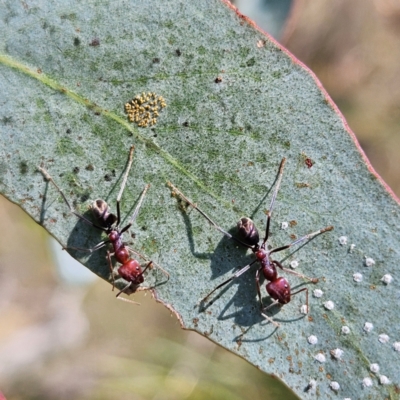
[118, 260, 144, 285]
[266, 277, 291, 304]
[237, 217, 260, 246]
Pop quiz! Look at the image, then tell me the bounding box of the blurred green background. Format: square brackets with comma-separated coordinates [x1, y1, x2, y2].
[1, 1, 399, 398]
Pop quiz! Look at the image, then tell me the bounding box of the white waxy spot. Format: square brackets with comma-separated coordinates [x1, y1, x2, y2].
[300, 304, 308, 314]
[363, 322, 374, 332]
[379, 375, 391, 385]
[393, 342, 400, 352]
[350, 243, 356, 251]
[290, 260, 299, 269]
[330, 381, 340, 391]
[324, 300, 335, 310]
[381, 274, 393, 284]
[281, 221, 289, 229]
[330, 348, 344, 359]
[353, 272, 363, 282]
[314, 353, 326, 363]
[378, 334, 390, 344]
[370, 363, 380, 373]
[307, 379, 317, 391]
[338, 236, 348, 245]
[365, 257, 375, 267]
[362, 377, 373, 388]
[308, 335, 318, 345]
[344, 398, 352, 400]
[341, 326, 351, 335]
[313, 289, 324, 298]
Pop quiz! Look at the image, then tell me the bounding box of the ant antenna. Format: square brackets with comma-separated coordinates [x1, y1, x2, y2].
[116, 145, 135, 226]
[263, 157, 286, 245]
[167, 182, 252, 250]
[38, 165, 106, 231]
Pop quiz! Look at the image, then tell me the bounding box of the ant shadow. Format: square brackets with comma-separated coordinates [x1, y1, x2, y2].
[176, 171, 319, 336]
[39, 176, 110, 282]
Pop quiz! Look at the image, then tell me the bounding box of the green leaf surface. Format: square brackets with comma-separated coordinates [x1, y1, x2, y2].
[1, 1, 399, 398]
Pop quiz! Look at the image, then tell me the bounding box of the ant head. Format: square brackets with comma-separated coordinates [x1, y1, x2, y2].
[266, 277, 291, 304]
[237, 217, 260, 247]
[91, 199, 118, 229]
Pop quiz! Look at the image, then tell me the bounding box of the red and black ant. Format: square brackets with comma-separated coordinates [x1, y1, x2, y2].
[39, 146, 169, 302]
[168, 158, 333, 327]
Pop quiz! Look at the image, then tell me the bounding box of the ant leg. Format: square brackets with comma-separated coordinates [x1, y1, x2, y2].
[38, 166, 106, 231]
[201, 260, 257, 303]
[116, 296, 141, 305]
[168, 182, 252, 249]
[141, 261, 153, 274]
[116, 145, 135, 226]
[261, 300, 281, 328]
[126, 247, 170, 279]
[115, 282, 141, 305]
[119, 184, 151, 234]
[262, 158, 286, 245]
[255, 266, 265, 309]
[65, 239, 109, 253]
[107, 251, 116, 291]
[273, 260, 318, 283]
[269, 225, 334, 255]
[261, 313, 280, 327]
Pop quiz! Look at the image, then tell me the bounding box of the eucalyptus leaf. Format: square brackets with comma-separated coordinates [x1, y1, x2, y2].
[1, 0, 399, 398]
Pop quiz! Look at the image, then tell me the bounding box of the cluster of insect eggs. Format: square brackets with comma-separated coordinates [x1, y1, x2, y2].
[125, 92, 166, 127]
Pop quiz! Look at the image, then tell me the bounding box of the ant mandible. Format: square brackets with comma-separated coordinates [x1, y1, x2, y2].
[39, 146, 169, 302]
[168, 158, 333, 327]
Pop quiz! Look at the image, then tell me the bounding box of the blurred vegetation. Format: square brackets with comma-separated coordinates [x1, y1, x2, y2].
[1, 0, 399, 398]
[282, 0, 400, 197]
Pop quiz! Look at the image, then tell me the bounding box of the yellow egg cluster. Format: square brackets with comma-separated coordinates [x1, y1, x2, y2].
[125, 92, 167, 127]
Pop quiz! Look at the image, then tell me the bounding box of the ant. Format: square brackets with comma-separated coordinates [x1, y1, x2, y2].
[168, 158, 333, 327]
[39, 145, 169, 303]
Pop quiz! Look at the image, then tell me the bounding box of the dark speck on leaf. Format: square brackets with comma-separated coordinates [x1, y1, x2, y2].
[80, 192, 90, 203]
[73, 167, 80, 174]
[175, 49, 181, 56]
[19, 161, 28, 174]
[74, 37, 80, 46]
[246, 57, 256, 67]
[104, 170, 116, 182]
[89, 38, 100, 46]
[1, 116, 12, 125]
[305, 158, 314, 168]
